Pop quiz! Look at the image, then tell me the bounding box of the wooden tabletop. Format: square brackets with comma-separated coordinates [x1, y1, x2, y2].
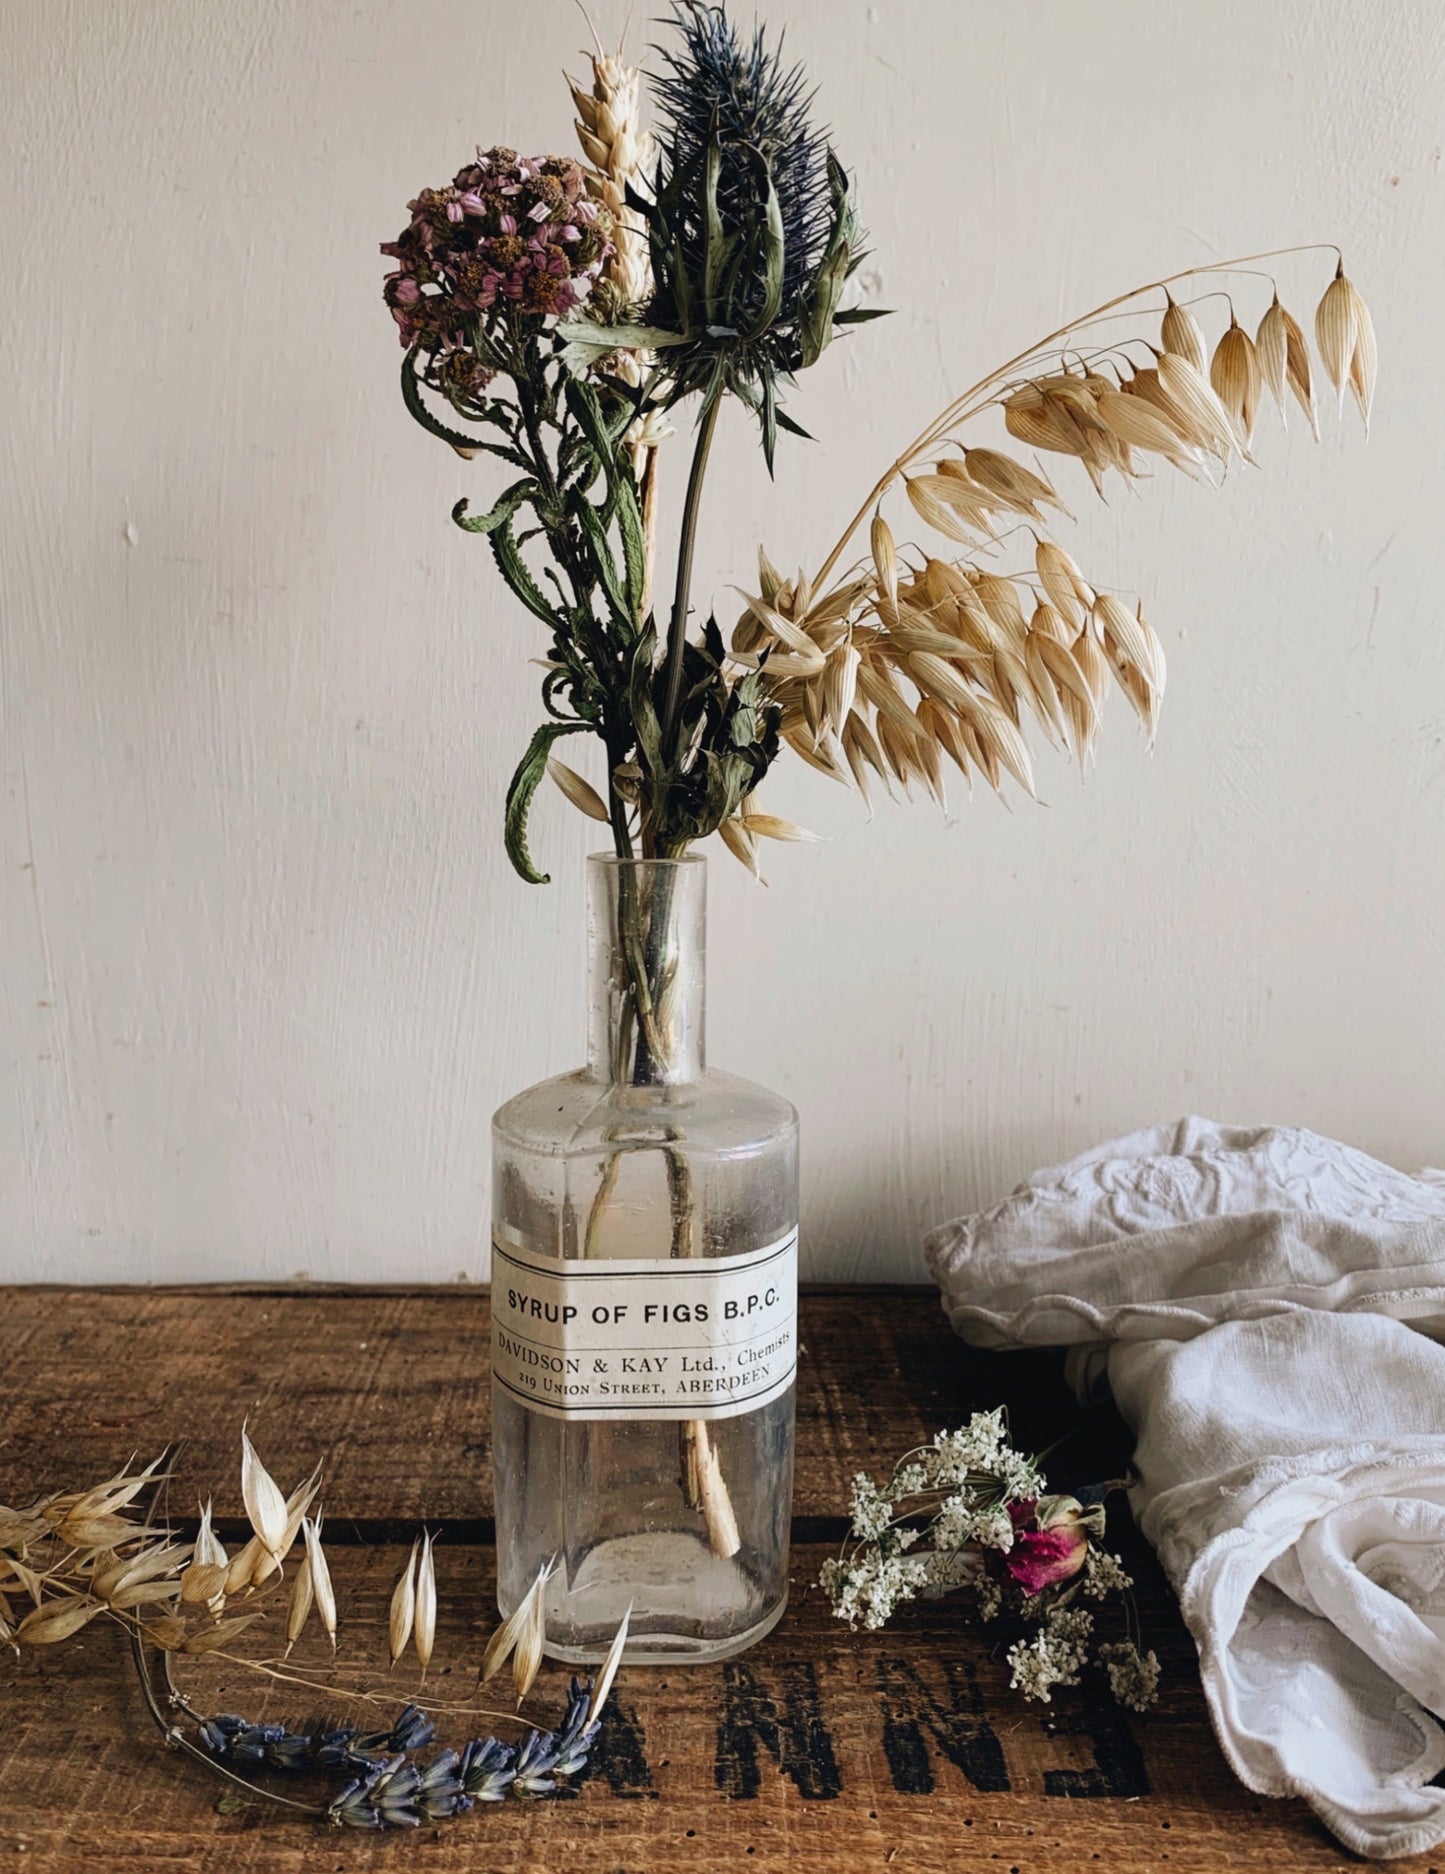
[0, 1285, 1419, 1872]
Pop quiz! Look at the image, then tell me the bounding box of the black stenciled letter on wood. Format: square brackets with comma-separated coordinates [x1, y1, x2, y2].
[875, 1655, 1011, 1795]
[580, 1701, 657, 1799]
[714, 1659, 843, 1800]
[1041, 1694, 1150, 1799]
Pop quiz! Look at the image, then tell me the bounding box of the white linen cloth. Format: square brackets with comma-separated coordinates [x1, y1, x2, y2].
[924, 1117, 1445, 1860]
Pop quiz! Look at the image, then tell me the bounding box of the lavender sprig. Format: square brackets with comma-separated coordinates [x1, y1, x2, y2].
[173, 1659, 601, 1829]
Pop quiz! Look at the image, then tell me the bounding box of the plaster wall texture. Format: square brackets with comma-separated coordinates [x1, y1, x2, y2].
[3, 0, 1443, 1282]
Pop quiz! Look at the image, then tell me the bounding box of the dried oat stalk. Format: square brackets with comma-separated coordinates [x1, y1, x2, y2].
[720, 248, 1374, 855]
[5, 1431, 627, 1830]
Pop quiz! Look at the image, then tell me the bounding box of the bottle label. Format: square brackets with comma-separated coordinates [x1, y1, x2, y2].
[490, 1229, 798, 1423]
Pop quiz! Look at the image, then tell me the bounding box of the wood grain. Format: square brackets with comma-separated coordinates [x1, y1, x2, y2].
[0, 1287, 1105, 1525]
[0, 1286, 1427, 1871]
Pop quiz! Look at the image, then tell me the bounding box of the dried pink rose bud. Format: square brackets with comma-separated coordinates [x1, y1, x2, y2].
[999, 1496, 1097, 1597]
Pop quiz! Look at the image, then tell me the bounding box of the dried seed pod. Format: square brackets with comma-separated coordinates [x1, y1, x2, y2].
[1035, 541, 1094, 631]
[548, 759, 610, 824]
[919, 699, 973, 786]
[1315, 265, 1359, 409]
[756, 545, 785, 607]
[1029, 600, 1073, 648]
[1033, 633, 1098, 759]
[906, 651, 975, 716]
[988, 641, 1031, 721]
[389, 1538, 418, 1668]
[870, 512, 899, 622]
[285, 1557, 314, 1655]
[823, 643, 861, 739]
[1117, 661, 1162, 741]
[481, 1559, 554, 1687]
[180, 1561, 228, 1607]
[57, 1456, 167, 1525]
[195, 1500, 226, 1572]
[1283, 307, 1318, 425]
[966, 694, 1037, 798]
[741, 812, 822, 843]
[1347, 282, 1377, 430]
[95, 1541, 191, 1605]
[718, 815, 764, 879]
[223, 1535, 263, 1599]
[909, 708, 948, 808]
[1161, 291, 1208, 374]
[109, 1579, 185, 1612]
[181, 1613, 260, 1656]
[512, 1569, 548, 1704]
[954, 447, 1070, 521]
[247, 1464, 322, 1589]
[841, 711, 888, 805]
[974, 576, 1029, 643]
[905, 473, 989, 543]
[16, 1599, 105, 1645]
[591, 1605, 632, 1724]
[1003, 383, 1094, 458]
[1123, 368, 1194, 439]
[1023, 634, 1068, 745]
[858, 658, 928, 740]
[1256, 297, 1291, 424]
[145, 1615, 188, 1652]
[1210, 318, 1262, 447]
[415, 1530, 437, 1674]
[302, 1513, 336, 1650]
[1072, 626, 1111, 713]
[240, 1428, 288, 1560]
[1154, 352, 1240, 462]
[875, 711, 917, 789]
[781, 725, 845, 783]
[1095, 387, 1203, 472]
[1093, 594, 1165, 693]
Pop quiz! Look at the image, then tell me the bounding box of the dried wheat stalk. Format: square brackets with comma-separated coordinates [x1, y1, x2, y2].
[570, 32, 669, 613]
[716, 249, 1374, 857]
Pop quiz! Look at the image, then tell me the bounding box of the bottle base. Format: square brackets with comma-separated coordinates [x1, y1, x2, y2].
[543, 1588, 788, 1666]
[522, 1527, 791, 1665]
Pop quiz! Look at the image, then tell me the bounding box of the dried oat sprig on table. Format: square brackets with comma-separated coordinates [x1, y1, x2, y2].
[4, 1429, 628, 1829]
[818, 1409, 1160, 1711]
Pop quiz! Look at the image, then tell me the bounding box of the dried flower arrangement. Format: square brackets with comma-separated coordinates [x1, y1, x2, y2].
[1, 1432, 627, 1830]
[377, 0, 1375, 1700]
[382, 3, 1373, 885]
[819, 1411, 1160, 1712]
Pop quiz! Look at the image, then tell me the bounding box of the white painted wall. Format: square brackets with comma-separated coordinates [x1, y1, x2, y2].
[3, 0, 1443, 1284]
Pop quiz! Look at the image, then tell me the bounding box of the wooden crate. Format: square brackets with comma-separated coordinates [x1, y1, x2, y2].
[0, 1286, 1415, 1871]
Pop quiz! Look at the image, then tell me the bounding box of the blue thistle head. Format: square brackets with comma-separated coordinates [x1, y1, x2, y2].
[641, 1, 875, 465]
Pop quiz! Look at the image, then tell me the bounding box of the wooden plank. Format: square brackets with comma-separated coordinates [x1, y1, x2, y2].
[0, 1540, 1397, 1874]
[0, 1287, 1092, 1523]
[0, 1286, 1408, 1870]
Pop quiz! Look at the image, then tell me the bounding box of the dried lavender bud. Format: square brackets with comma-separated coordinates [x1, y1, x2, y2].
[510, 1727, 561, 1799]
[263, 1729, 320, 1772]
[312, 1725, 361, 1767]
[416, 1750, 471, 1821]
[230, 1721, 287, 1764]
[457, 1736, 516, 1803]
[197, 1714, 248, 1755]
[388, 1703, 436, 1753]
[551, 1678, 600, 1777]
[329, 1767, 385, 1832]
[369, 1756, 423, 1828]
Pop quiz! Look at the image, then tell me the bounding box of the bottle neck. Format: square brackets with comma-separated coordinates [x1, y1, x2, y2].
[587, 855, 706, 1086]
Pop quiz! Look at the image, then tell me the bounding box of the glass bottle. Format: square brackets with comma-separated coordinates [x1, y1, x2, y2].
[491, 853, 798, 1663]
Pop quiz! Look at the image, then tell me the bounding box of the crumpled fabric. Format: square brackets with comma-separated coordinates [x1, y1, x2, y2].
[925, 1118, 1445, 1860]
